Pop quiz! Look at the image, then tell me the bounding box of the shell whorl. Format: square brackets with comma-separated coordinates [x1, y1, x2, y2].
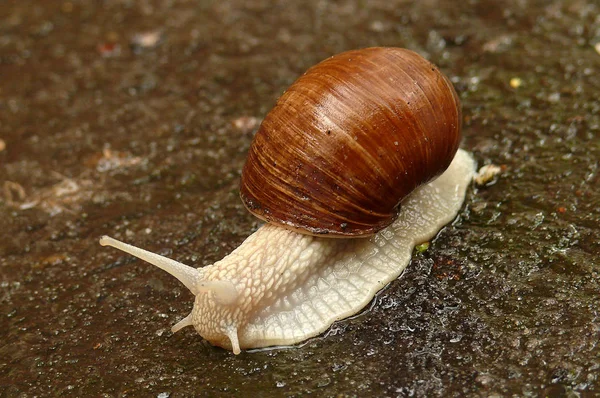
[240, 47, 462, 237]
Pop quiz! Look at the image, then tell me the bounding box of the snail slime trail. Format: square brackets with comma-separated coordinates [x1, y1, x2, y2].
[100, 47, 475, 355]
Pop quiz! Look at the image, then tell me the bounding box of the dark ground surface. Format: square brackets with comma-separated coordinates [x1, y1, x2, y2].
[1, 0, 599, 397]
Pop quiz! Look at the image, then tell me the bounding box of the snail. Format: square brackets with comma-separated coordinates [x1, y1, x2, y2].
[100, 47, 476, 355]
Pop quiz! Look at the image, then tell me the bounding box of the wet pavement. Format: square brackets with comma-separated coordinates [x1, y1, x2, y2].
[1, 0, 599, 396]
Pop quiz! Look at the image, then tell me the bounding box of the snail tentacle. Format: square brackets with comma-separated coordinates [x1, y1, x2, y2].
[99, 235, 200, 295]
[171, 312, 194, 333]
[225, 326, 241, 355]
[197, 280, 239, 305]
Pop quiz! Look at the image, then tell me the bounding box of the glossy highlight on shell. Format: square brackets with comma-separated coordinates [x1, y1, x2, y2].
[240, 47, 462, 237]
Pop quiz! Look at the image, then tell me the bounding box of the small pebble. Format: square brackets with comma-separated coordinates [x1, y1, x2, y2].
[369, 20, 386, 32]
[474, 164, 502, 186]
[231, 116, 261, 132]
[131, 31, 163, 53]
[547, 92, 561, 103]
[509, 77, 522, 88]
[97, 42, 121, 57]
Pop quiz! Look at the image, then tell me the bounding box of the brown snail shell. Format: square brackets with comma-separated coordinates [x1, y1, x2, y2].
[240, 47, 461, 237]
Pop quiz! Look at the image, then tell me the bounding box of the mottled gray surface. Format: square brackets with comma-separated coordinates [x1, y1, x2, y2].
[1, 0, 599, 396]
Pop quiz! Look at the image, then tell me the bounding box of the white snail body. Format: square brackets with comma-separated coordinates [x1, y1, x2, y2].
[100, 149, 475, 354]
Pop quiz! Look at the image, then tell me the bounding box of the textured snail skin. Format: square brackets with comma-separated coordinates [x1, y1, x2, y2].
[99, 149, 474, 354]
[240, 47, 462, 237]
